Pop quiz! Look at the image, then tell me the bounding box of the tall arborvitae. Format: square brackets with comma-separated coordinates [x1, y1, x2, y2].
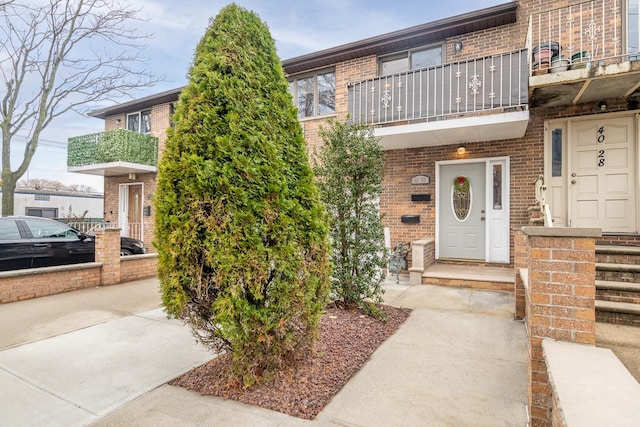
[155, 3, 330, 387]
[315, 120, 386, 316]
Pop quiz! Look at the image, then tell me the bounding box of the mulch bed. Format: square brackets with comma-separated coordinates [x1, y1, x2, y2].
[170, 304, 411, 419]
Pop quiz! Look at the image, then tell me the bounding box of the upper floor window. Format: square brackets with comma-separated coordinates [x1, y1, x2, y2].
[288, 70, 336, 119]
[379, 45, 443, 75]
[629, 0, 639, 55]
[127, 110, 151, 134]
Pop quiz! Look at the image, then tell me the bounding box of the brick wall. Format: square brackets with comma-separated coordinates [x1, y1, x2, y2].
[121, 255, 158, 282]
[0, 264, 101, 303]
[517, 226, 600, 427]
[0, 234, 158, 303]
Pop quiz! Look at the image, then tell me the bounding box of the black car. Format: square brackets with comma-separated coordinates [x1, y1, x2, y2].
[0, 216, 145, 271]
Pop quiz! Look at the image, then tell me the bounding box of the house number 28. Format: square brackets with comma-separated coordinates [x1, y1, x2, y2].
[597, 126, 605, 167]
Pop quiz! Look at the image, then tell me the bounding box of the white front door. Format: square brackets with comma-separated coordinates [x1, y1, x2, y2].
[438, 162, 486, 260]
[569, 116, 636, 232]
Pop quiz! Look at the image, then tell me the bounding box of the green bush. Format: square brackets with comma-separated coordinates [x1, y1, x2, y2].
[154, 3, 330, 387]
[314, 119, 386, 315]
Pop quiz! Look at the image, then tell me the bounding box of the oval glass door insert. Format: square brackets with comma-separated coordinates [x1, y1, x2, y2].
[451, 175, 472, 221]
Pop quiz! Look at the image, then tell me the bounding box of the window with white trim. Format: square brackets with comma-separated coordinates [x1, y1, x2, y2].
[288, 70, 336, 119]
[127, 110, 151, 134]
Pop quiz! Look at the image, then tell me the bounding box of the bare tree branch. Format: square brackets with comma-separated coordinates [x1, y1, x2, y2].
[0, 0, 162, 215]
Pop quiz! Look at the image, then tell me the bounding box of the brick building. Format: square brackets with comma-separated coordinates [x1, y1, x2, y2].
[68, 0, 640, 261]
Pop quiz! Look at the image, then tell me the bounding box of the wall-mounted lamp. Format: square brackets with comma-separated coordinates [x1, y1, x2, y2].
[597, 101, 607, 111]
[457, 146, 466, 155]
[454, 40, 463, 53]
[115, 118, 122, 123]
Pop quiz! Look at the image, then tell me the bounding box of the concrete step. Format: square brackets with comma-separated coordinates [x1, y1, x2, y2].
[596, 300, 640, 327]
[596, 262, 640, 273]
[421, 264, 513, 292]
[597, 280, 640, 292]
[596, 245, 640, 256]
[596, 262, 640, 283]
[596, 280, 640, 305]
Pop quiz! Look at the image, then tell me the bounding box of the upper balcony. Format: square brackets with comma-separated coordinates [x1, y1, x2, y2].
[347, 49, 530, 150]
[67, 129, 158, 177]
[528, 0, 640, 107]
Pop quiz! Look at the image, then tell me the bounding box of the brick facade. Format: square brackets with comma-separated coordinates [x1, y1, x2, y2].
[96, 0, 640, 261]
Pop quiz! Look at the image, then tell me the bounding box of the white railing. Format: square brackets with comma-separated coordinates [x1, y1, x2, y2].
[348, 49, 528, 126]
[534, 176, 553, 227]
[128, 222, 143, 241]
[528, 0, 632, 73]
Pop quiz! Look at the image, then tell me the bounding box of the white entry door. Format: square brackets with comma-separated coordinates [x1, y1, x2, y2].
[438, 162, 486, 260]
[570, 117, 636, 232]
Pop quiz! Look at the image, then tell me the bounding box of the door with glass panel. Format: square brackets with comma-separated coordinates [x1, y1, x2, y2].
[438, 162, 486, 260]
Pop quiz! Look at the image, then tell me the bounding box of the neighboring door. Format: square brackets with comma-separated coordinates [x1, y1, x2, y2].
[570, 117, 636, 232]
[438, 162, 486, 260]
[119, 183, 144, 240]
[128, 184, 142, 240]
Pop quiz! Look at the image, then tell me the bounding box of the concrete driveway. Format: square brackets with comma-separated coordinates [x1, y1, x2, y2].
[0, 278, 528, 426]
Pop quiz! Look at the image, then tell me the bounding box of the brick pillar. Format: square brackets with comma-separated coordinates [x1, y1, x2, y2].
[95, 228, 121, 286]
[522, 226, 600, 427]
[514, 230, 528, 320]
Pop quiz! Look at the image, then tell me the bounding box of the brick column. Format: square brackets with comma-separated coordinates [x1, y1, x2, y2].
[409, 237, 435, 285]
[522, 226, 600, 427]
[514, 230, 528, 320]
[95, 228, 121, 286]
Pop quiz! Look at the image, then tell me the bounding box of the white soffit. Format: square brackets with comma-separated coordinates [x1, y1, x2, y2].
[68, 162, 157, 177]
[374, 110, 530, 150]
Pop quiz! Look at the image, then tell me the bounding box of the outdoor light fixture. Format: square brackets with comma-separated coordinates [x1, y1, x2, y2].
[454, 40, 463, 52]
[598, 101, 607, 111]
[115, 118, 122, 123]
[457, 146, 466, 155]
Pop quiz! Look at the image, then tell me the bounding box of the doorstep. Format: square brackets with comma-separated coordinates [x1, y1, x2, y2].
[422, 264, 514, 292]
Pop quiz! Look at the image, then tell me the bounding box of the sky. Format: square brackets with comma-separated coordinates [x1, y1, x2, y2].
[18, 0, 509, 191]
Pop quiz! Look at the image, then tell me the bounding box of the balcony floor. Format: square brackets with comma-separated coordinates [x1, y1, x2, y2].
[529, 61, 640, 108]
[68, 162, 157, 177]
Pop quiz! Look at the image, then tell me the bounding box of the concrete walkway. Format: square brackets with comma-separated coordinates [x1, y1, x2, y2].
[0, 277, 528, 426]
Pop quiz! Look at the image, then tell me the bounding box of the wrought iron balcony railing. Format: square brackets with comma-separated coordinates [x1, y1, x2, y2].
[67, 129, 158, 168]
[347, 49, 528, 126]
[528, 0, 632, 74]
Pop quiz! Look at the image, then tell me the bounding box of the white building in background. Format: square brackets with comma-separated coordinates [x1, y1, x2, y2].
[0, 189, 103, 218]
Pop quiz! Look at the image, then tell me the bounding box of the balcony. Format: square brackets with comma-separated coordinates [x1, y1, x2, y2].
[67, 129, 158, 177]
[528, 0, 640, 107]
[347, 49, 529, 150]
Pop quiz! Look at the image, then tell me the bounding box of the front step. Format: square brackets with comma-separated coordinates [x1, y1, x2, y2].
[596, 280, 640, 304]
[595, 245, 640, 327]
[596, 300, 640, 327]
[421, 264, 513, 292]
[596, 262, 640, 283]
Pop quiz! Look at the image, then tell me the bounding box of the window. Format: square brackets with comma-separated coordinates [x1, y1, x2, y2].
[288, 70, 336, 119]
[380, 45, 443, 75]
[0, 220, 21, 240]
[127, 110, 151, 134]
[26, 208, 58, 218]
[629, 0, 639, 55]
[24, 218, 77, 239]
[552, 129, 563, 177]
